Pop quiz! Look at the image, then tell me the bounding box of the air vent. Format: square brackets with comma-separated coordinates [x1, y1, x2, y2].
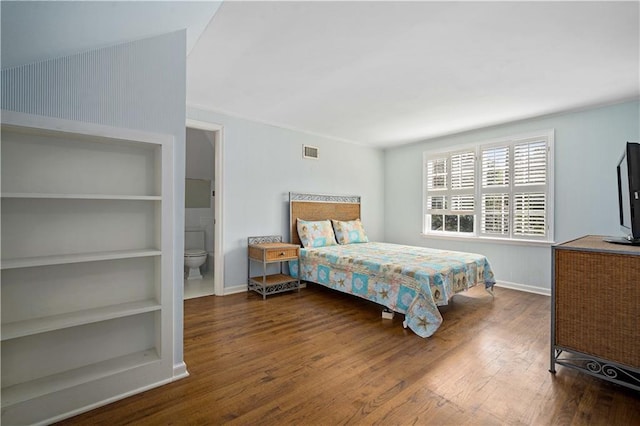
[303, 144, 319, 160]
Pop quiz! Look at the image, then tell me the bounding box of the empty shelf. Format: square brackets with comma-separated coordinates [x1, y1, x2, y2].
[1, 193, 161, 200]
[1, 249, 162, 269]
[1, 349, 160, 408]
[2, 299, 162, 341]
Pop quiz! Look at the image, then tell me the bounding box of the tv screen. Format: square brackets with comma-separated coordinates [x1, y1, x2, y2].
[612, 142, 640, 245]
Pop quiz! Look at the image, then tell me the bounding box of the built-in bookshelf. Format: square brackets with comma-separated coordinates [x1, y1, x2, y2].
[0, 110, 176, 425]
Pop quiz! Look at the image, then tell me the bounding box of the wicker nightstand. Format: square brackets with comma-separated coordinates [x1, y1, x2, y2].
[247, 235, 300, 299]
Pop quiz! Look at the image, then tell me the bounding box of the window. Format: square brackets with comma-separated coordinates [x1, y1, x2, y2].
[424, 130, 554, 242]
[426, 150, 476, 233]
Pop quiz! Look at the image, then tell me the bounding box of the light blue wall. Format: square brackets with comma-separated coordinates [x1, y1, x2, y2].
[384, 100, 640, 293]
[187, 107, 385, 289]
[1, 31, 187, 367]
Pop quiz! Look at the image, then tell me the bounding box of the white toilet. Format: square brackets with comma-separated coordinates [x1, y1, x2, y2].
[185, 230, 207, 280]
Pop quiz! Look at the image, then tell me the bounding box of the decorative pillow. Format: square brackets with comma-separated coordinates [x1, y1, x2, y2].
[331, 219, 369, 244]
[297, 219, 338, 248]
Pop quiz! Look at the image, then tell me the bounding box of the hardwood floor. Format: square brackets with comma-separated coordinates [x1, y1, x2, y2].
[59, 285, 640, 425]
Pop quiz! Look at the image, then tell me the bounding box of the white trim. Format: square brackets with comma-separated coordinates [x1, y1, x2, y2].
[420, 232, 554, 247]
[1, 109, 173, 144]
[223, 284, 248, 295]
[172, 362, 189, 380]
[34, 376, 179, 426]
[494, 280, 550, 297]
[546, 130, 556, 242]
[185, 118, 222, 133]
[185, 119, 225, 297]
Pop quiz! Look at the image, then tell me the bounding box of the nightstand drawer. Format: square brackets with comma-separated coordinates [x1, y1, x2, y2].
[248, 243, 299, 262]
[265, 247, 298, 261]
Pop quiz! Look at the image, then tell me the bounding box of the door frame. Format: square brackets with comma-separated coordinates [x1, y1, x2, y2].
[185, 119, 224, 296]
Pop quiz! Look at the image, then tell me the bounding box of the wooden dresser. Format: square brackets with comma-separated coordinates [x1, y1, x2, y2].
[550, 235, 640, 390]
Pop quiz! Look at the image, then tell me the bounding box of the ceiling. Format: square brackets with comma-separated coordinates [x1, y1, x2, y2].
[2, 1, 639, 149]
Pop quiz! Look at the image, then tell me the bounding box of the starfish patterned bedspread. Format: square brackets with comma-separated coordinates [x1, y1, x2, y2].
[289, 242, 495, 338]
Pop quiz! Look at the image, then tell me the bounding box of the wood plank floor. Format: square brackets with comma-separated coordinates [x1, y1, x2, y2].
[59, 285, 640, 425]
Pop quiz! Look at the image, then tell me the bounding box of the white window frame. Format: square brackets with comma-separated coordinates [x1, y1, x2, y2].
[423, 129, 555, 244]
[425, 149, 476, 234]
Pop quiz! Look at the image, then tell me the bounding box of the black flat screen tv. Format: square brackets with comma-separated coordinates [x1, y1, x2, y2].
[609, 141, 640, 245]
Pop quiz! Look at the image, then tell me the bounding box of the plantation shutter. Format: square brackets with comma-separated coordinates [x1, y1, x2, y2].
[482, 146, 509, 187]
[513, 192, 546, 236]
[426, 158, 447, 190]
[480, 145, 510, 235]
[451, 151, 475, 190]
[426, 157, 447, 213]
[423, 129, 552, 241]
[514, 140, 547, 185]
[481, 194, 510, 235]
[425, 152, 475, 213]
[513, 139, 548, 237]
[450, 151, 475, 214]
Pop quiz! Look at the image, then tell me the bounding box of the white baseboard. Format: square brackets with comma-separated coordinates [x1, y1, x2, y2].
[494, 280, 550, 296]
[223, 284, 248, 295]
[173, 362, 189, 380]
[31, 375, 177, 426]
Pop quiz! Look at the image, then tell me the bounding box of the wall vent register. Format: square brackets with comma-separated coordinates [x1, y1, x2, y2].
[303, 144, 319, 159]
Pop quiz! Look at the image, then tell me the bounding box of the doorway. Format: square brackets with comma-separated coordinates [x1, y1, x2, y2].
[184, 119, 224, 298]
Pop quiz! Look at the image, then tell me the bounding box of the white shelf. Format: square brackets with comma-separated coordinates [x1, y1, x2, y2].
[0, 110, 175, 425]
[1, 349, 160, 408]
[1, 249, 162, 270]
[1, 193, 161, 200]
[1, 299, 162, 341]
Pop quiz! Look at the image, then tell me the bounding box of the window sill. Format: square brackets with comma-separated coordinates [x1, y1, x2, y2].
[420, 233, 555, 247]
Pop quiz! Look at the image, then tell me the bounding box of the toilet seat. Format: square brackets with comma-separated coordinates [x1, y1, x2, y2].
[185, 249, 206, 257]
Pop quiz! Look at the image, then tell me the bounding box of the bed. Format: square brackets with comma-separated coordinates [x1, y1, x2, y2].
[288, 192, 495, 338]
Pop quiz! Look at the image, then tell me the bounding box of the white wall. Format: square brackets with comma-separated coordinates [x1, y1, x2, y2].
[187, 107, 385, 290]
[384, 100, 640, 294]
[186, 127, 215, 180]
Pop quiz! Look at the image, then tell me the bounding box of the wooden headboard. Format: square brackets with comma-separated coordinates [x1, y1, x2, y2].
[289, 192, 361, 246]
